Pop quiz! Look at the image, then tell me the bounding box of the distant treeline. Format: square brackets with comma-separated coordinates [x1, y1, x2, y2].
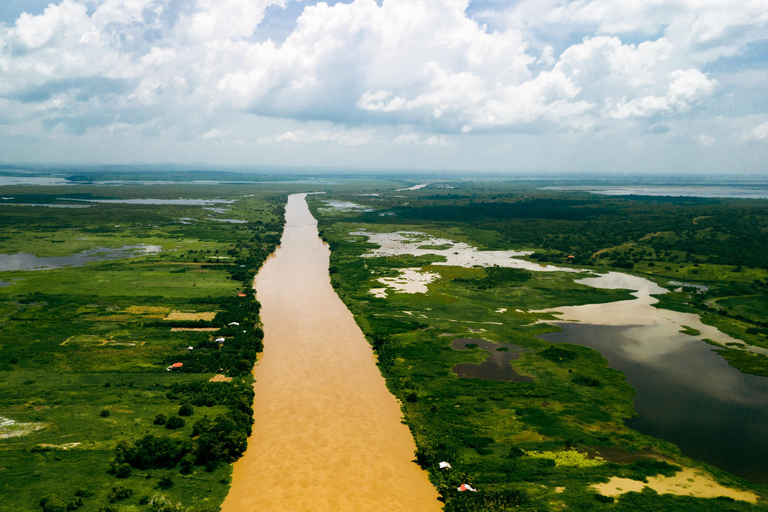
[361, 195, 768, 269]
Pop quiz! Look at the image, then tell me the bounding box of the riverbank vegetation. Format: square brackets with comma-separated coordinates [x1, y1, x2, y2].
[309, 181, 768, 511]
[0, 184, 284, 511]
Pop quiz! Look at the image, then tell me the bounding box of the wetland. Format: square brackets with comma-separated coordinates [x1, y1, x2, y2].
[3, 172, 768, 511]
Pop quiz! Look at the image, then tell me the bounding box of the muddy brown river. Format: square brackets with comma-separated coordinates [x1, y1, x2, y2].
[221, 194, 440, 512]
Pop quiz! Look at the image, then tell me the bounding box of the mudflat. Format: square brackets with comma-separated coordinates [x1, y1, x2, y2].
[222, 194, 440, 512]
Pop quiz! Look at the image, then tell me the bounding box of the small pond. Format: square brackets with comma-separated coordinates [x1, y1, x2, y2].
[451, 338, 531, 382]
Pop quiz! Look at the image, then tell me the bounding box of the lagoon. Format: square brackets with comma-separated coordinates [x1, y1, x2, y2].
[538, 272, 768, 484]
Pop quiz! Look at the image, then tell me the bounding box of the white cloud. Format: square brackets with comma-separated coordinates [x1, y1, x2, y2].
[0, 0, 764, 169]
[202, 128, 227, 140]
[257, 129, 375, 146]
[746, 121, 768, 141]
[392, 133, 451, 146]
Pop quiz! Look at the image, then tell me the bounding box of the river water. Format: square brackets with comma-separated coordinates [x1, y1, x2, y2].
[222, 194, 440, 512]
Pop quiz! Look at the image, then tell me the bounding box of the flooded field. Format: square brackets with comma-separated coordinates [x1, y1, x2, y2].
[222, 194, 440, 512]
[0, 244, 162, 271]
[538, 272, 768, 484]
[352, 230, 577, 272]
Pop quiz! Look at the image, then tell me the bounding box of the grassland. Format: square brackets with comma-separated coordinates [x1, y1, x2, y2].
[309, 183, 768, 512]
[0, 184, 285, 512]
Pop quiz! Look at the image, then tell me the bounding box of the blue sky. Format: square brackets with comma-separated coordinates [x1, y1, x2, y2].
[0, 0, 766, 174]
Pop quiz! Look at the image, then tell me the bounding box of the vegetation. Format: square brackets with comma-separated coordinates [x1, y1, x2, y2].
[0, 183, 285, 511]
[309, 181, 768, 511]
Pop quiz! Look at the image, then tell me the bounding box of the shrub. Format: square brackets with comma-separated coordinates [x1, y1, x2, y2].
[178, 403, 194, 417]
[148, 496, 185, 512]
[158, 473, 174, 489]
[99, 409, 110, 418]
[114, 435, 191, 470]
[39, 496, 66, 512]
[153, 414, 167, 425]
[115, 463, 132, 479]
[179, 453, 195, 475]
[165, 416, 185, 429]
[108, 487, 133, 503]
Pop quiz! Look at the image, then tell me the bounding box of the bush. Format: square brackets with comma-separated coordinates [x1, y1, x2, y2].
[179, 453, 196, 474]
[153, 414, 167, 425]
[148, 496, 185, 512]
[99, 409, 110, 418]
[108, 486, 133, 503]
[158, 473, 174, 489]
[115, 463, 132, 479]
[165, 416, 185, 430]
[114, 435, 191, 470]
[178, 403, 194, 417]
[39, 496, 66, 512]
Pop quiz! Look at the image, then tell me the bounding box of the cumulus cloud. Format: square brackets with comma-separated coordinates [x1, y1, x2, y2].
[0, 0, 763, 145]
[202, 128, 228, 140]
[257, 129, 375, 146]
[746, 121, 768, 141]
[392, 133, 451, 146]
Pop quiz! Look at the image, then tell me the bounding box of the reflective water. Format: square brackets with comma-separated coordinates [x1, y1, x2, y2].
[451, 338, 531, 382]
[58, 198, 235, 205]
[538, 272, 768, 484]
[353, 230, 579, 272]
[222, 194, 440, 512]
[0, 245, 161, 271]
[542, 185, 768, 199]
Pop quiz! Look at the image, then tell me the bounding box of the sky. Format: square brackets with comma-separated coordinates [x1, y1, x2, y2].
[0, 0, 766, 174]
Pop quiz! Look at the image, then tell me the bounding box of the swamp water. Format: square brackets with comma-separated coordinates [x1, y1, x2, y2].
[0, 245, 161, 271]
[222, 194, 440, 512]
[538, 272, 768, 484]
[351, 228, 768, 485]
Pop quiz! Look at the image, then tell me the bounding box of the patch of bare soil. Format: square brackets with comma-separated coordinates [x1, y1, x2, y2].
[164, 310, 218, 321]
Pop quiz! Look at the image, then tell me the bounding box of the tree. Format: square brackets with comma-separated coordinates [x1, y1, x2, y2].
[165, 416, 185, 430]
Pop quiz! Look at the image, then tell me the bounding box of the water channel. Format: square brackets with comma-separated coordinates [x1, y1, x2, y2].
[222, 194, 440, 511]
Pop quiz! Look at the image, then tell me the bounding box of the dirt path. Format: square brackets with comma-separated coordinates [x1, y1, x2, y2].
[221, 194, 441, 512]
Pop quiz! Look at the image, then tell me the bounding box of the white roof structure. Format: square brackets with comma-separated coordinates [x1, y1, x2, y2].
[439, 461, 451, 469]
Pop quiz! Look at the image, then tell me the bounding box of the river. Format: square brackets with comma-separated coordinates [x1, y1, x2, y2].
[221, 194, 440, 511]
